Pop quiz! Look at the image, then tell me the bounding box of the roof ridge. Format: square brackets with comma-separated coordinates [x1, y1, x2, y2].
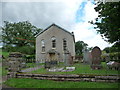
[35, 23, 73, 38]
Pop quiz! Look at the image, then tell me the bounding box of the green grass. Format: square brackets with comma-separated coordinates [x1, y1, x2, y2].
[4, 78, 119, 88]
[0, 66, 8, 76]
[26, 63, 37, 68]
[29, 62, 119, 75]
[0, 51, 9, 58]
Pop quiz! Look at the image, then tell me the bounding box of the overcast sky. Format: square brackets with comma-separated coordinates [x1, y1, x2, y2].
[1, 0, 113, 50]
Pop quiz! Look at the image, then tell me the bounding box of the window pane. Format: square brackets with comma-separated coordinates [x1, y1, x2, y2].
[42, 46, 45, 52]
[41, 39, 45, 46]
[52, 36, 56, 48]
[41, 39, 45, 52]
[63, 38, 67, 50]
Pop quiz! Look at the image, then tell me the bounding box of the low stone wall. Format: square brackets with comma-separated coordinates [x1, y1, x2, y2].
[15, 73, 120, 83]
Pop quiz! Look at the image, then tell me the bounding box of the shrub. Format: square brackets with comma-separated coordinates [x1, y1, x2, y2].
[23, 55, 35, 63]
[17, 46, 35, 55]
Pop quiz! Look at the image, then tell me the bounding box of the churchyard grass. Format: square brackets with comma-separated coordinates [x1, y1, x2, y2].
[30, 62, 119, 75]
[0, 51, 8, 76]
[0, 67, 8, 76]
[0, 51, 9, 58]
[4, 78, 119, 88]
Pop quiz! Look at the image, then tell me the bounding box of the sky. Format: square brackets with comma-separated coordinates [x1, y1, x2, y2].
[0, 0, 113, 50]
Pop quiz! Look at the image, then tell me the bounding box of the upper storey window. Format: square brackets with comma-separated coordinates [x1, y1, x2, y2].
[51, 36, 56, 48]
[63, 38, 67, 51]
[41, 39, 45, 52]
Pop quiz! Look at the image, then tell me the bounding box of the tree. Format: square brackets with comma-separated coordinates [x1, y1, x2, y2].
[103, 45, 119, 53]
[103, 47, 110, 53]
[75, 41, 88, 56]
[2, 21, 42, 54]
[90, 2, 120, 44]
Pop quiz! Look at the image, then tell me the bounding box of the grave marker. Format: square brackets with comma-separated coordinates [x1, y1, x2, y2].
[91, 46, 102, 69]
[83, 49, 91, 64]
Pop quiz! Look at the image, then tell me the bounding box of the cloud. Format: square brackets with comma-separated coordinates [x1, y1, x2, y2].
[71, 1, 112, 50]
[1, 0, 112, 49]
[2, 1, 83, 29]
[83, 1, 98, 22]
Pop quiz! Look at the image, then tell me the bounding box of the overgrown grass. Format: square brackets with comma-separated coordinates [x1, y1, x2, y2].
[4, 78, 119, 88]
[30, 62, 119, 75]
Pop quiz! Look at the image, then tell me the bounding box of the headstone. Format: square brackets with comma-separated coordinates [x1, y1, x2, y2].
[91, 46, 102, 69]
[83, 49, 91, 64]
[63, 50, 70, 66]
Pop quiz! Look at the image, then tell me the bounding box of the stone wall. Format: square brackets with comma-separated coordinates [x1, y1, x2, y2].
[16, 73, 119, 83]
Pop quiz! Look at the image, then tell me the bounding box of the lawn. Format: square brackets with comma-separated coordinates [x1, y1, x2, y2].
[4, 78, 119, 88]
[0, 50, 9, 76]
[0, 66, 8, 77]
[0, 50, 9, 58]
[29, 62, 119, 75]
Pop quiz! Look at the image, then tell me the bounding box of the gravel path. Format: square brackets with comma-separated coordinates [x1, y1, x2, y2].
[21, 65, 43, 72]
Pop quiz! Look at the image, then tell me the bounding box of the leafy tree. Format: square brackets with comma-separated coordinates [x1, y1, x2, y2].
[2, 21, 42, 54]
[103, 45, 119, 53]
[90, 2, 120, 45]
[103, 47, 110, 53]
[75, 41, 88, 56]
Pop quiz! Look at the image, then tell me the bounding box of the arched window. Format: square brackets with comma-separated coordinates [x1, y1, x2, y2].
[41, 39, 45, 52]
[63, 38, 67, 51]
[51, 36, 56, 48]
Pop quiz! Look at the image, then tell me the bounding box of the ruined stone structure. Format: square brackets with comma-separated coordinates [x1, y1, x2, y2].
[7, 52, 25, 78]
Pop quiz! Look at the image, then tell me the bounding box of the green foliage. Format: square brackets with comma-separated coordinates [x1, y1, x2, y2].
[24, 55, 35, 63]
[2, 21, 42, 54]
[4, 78, 119, 88]
[103, 47, 110, 53]
[103, 43, 119, 54]
[75, 41, 88, 56]
[90, 2, 120, 44]
[17, 46, 35, 55]
[109, 52, 120, 62]
[0, 65, 8, 76]
[24, 55, 35, 59]
[0, 51, 9, 58]
[2, 21, 41, 46]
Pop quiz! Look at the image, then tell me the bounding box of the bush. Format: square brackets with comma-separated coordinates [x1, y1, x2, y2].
[17, 46, 35, 55]
[24, 55, 35, 59]
[109, 52, 120, 62]
[2, 46, 35, 55]
[101, 52, 120, 62]
[23, 55, 35, 63]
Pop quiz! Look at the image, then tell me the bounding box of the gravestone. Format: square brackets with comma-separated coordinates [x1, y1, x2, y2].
[63, 50, 71, 66]
[91, 46, 102, 69]
[83, 49, 91, 64]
